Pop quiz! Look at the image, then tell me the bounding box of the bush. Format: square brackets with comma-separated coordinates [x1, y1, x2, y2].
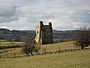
[74, 26, 90, 49]
[22, 43, 41, 56]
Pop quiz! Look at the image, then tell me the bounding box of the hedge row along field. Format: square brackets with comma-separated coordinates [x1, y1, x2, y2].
[0, 41, 90, 58]
[0, 42, 24, 49]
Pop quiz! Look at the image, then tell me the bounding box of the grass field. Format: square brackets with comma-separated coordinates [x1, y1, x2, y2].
[0, 42, 24, 46]
[0, 41, 75, 57]
[0, 41, 90, 58]
[0, 49, 90, 68]
[41, 41, 75, 52]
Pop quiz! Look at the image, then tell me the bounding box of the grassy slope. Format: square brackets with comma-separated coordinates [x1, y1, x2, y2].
[0, 49, 90, 68]
[42, 41, 75, 49]
[41, 41, 75, 52]
[0, 42, 24, 46]
[0, 41, 75, 53]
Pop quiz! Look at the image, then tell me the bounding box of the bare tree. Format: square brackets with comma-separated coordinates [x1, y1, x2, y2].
[22, 36, 40, 56]
[74, 25, 90, 49]
[22, 37, 35, 56]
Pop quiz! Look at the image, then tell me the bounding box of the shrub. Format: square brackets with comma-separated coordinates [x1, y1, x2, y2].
[22, 43, 41, 56]
[74, 25, 90, 49]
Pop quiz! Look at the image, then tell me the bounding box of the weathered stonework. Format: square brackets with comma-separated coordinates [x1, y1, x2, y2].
[35, 21, 53, 44]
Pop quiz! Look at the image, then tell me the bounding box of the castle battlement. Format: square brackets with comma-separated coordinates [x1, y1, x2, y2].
[35, 21, 53, 44]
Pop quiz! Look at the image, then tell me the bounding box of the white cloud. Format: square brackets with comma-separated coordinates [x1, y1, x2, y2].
[0, 4, 18, 23]
[0, 0, 90, 30]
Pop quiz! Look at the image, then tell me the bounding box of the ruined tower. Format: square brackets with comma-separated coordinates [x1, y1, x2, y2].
[35, 21, 53, 44]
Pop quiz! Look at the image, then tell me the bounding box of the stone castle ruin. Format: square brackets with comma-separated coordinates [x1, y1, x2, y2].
[35, 21, 53, 44]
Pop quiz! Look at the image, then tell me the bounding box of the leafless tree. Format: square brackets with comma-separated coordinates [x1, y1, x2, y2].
[74, 25, 90, 49]
[22, 36, 40, 56]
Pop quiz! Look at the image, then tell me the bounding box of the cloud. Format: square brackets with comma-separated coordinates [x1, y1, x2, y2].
[0, 4, 18, 23]
[70, 10, 90, 23]
[0, 0, 90, 30]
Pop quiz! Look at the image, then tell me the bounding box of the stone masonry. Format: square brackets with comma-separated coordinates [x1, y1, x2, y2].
[35, 21, 53, 44]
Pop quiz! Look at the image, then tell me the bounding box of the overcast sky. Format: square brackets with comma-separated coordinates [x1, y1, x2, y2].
[0, 0, 90, 30]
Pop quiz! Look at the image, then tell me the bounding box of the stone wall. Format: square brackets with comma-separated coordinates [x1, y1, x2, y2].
[35, 21, 53, 44]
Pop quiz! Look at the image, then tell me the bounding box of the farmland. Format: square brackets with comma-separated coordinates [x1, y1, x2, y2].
[0, 41, 90, 58]
[0, 41, 90, 68]
[0, 42, 24, 46]
[0, 49, 90, 68]
[0, 41, 75, 58]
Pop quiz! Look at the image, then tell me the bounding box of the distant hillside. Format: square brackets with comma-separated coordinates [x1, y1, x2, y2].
[53, 30, 76, 42]
[0, 28, 35, 35]
[0, 28, 76, 42]
[0, 28, 35, 41]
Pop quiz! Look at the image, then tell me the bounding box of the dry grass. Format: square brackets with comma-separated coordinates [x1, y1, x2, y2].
[0, 41, 89, 58]
[0, 49, 90, 68]
[0, 41, 90, 68]
[40, 41, 75, 53]
[0, 42, 24, 46]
